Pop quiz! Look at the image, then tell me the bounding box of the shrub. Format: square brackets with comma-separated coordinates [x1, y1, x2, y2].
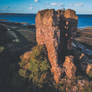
[19, 45, 51, 87]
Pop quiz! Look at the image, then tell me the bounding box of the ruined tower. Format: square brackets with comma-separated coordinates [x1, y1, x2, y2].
[35, 9, 78, 83]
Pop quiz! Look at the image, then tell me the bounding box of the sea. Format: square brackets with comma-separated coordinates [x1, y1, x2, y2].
[0, 14, 92, 28]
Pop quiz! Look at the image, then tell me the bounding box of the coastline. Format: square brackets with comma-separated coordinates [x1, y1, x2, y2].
[0, 21, 92, 49]
[0, 20, 92, 29]
[0, 21, 92, 57]
[0, 14, 92, 28]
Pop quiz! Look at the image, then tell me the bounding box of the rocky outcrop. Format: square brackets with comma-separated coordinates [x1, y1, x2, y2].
[36, 9, 62, 83]
[86, 64, 92, 74]
[63, 56, 76, 79]
[36, 9, 78, 83]
[64, 9, 78, 38]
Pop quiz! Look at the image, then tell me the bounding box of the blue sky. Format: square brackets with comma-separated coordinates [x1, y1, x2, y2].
[0, 0, 92, 14]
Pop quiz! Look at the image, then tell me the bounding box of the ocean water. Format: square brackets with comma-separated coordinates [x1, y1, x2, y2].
[0, 14, 36, 25]
[78, 15, 92, 28]
[0, 14, 92, 28]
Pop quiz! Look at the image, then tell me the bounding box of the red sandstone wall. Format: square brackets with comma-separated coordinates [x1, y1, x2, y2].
[35, 9, 78, 83]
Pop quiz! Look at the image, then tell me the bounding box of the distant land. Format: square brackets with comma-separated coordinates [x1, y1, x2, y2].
[0, 13, 36, 15]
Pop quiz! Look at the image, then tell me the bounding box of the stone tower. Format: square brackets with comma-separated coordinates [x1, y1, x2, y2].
[35, 9, 78, 83]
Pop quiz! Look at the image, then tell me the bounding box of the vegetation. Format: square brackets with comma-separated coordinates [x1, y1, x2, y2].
[18, 45, 92, 92]
[0, 22, 92, 92]
[19, 45, 51, 87]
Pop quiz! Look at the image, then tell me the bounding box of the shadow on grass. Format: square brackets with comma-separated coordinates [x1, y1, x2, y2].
[0, 28, 36, 92]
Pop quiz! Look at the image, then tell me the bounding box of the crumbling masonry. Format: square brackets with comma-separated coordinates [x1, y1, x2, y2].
[35, 9, 78, 83]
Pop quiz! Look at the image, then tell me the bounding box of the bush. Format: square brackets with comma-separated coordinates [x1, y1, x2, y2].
[19, 45, 51, 87]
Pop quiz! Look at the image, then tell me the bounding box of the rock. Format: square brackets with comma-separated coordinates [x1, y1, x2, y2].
[36, 9, 62, 83]
[77, 53, 92, 75]
[20, 51, 32, 62]
[64, 9, 78, 38]
[63, 56, 76, 79]
[86, 64, 92, 74]
[51, 66, 61, 83]
[71, 86, 78, 92]
[19, 51, 32, 70]
[86, 63, 92, 78]
[64, 9, 78, 20]
[77, 79, 89, 89]
[79, 53, 88, 62]
[79, 53, 88, 72]
[36, 9, 78, 83]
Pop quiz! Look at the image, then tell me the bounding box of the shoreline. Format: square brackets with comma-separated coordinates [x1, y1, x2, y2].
[0, 21, 35, 26]
[0, 21, 92, 49]
[0, 21, 92, 29]
[1, 21, 92, 58]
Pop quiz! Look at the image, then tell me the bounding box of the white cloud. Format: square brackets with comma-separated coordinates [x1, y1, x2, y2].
[70, 3, 84, 7]
[75, 3, 84, 7]
[50, 2, 64, 7]
[34, 0, 38, 3]
[50, 3, 57, 6]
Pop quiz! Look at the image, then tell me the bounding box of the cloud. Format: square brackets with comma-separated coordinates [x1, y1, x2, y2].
[34, 0, 38, 3]
[50, 3, 57, 6]
[28, 6, 33, 10]
[70, 3, 84, 7]
[28, 5, 33, 10]
[50, 2, 64, 7]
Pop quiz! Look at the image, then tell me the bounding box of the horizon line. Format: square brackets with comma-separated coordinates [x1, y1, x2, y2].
[0, 13, 92, 15]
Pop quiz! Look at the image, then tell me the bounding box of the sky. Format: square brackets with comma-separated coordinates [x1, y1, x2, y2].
[0, 0, 92, 14]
